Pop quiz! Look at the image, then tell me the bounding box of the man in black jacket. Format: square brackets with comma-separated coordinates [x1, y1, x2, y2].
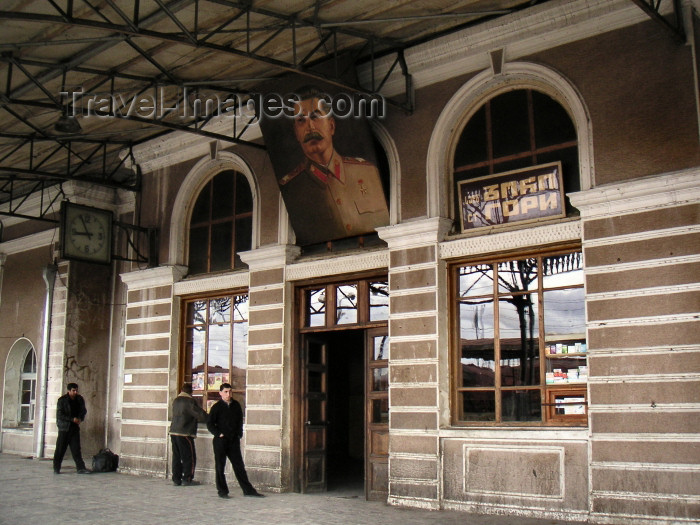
[169, 383, 208, 486]
[207, 383, 264, 498]
[53, 383, 89, 474]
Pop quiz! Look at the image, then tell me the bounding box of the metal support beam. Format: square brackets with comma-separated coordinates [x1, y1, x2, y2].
[630, 0, 686, 43]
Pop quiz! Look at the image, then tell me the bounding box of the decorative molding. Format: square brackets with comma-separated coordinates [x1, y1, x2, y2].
[239, 244, 301, 270]
[286, 248, 389, 282]
[0, 228, 56, 255]
[173, 270, 248, 296]
[359, 0, 658, 97]
[377, 217, 452, 250]
[120, 265, 187, 290]
[568, 168, 700, 219]
[440, 220, 581, 260]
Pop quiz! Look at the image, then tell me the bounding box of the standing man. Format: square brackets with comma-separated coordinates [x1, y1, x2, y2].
[169, 383, 208, 486]
[207, 383, 264, 498]
[53, 382, 89, 474]
[277, 86, 389, 245]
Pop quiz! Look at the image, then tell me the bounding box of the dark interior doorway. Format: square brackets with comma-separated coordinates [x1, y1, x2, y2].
[323, 330, 365, 494]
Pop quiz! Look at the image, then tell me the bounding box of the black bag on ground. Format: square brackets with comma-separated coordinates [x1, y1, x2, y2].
[92, 448, 119, 472]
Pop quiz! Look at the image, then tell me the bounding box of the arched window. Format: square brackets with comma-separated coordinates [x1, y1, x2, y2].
[19, 350, 37, 426]
[188, 170, 253, 274]
[452, 88, 579, 223]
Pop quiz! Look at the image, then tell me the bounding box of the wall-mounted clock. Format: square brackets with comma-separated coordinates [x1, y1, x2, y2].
[60, 202, 113, 264]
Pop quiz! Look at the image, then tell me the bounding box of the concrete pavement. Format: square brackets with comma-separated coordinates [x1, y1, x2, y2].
[0, 453, 584, 525]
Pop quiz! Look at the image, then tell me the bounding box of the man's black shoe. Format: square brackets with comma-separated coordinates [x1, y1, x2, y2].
[244, 490, 265, 498]
[218, 492, 230, 499]
[182, 480, 200, 486]
[53, 470, 60, 474]
[173, 480, 182, 486]
[77, 469, 91, 474]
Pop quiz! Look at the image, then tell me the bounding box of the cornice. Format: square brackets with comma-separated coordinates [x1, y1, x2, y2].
[173, 270, 249, 296]
[568, 168, 700, 219]
[286, 248, 388, 282]
[377, 217, 453, 250]
[120, 265, 187, 290]
[440, 220, 582, 260]
[359, 0, 658, 97]
[239, 244, 302, 270]
[0, 228, 56, 256]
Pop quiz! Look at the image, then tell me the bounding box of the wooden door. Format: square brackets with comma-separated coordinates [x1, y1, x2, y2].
[365, 327, 389, 501]
[302, 335, 328, 493]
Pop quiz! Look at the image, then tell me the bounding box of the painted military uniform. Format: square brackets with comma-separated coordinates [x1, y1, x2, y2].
[279, 149, 389, 245]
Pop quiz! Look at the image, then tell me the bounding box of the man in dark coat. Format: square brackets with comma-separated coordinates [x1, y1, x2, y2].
[169, 383, 208, 486]
[207, 383, 264, 498]
[53, 382, 89, 474]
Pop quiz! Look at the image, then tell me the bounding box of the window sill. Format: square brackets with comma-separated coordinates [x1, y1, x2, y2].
[438, 426, 588, 442]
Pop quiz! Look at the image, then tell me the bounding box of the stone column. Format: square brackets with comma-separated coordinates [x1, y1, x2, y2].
[239, 245, 300, 491]
[378, 218, 452, 509]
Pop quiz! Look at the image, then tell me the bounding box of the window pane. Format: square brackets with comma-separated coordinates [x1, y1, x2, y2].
[372, 398, 389, 424]
[459, 264, 493, 297]
[497, 258, 538, 293]
[306, 288, 325, 327]
[542, 252, 583, 288]
[190, 327, 206, 390]
[210, 222, 233, 272]
[491, 90, 530, 158]
[212, 172, 234, 220]
[233, 295, 249, 322]
[210, 297, 231, 324]
[372, 335, 389, 360]
[369, 281, 389, 321]
[501, 389, 541, 422]
[460, 391, 495, 422]
[208, 323, 230, 390]
[453, 105, 487, 168]
[231, 322, 248, 391]
[191, 183, 210, 223]
[460, 300, 495, 387]
[372, 368, 388, 392]
[336, 284, 358, 324]
[20, 406, 30, 423]
[499, 293, 539, 386]
[533, 91, 576, 147]
[22, 351, 36, 373]
[235, 172, 253, 213]
[544, 288, 586, 339]
[188, 225, 209, 274]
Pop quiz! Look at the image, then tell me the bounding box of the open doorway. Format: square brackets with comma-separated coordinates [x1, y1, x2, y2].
[325, 330, 364, 493]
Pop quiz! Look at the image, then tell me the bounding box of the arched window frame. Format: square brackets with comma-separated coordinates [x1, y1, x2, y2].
[2, 338, 37, 429]
[426, 62, 594, 221]
[168, 151, 260, 268]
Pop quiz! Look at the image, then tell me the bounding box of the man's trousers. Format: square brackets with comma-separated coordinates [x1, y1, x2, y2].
[171, 435, 197, 484]
[53, 424, 86, 472]
[212, 436, 255, 495]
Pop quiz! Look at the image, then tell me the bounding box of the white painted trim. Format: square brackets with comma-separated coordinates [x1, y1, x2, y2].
[426, 61, 594, 220]
[371, 120, 401, 226]
[285, 248, 388, 281]
[0, 229, 56, 255]
[167, 151, 261, 267]
[120, 265, 186, 290]
[172, 270, 249, 296]
[569, 167, 700, 218]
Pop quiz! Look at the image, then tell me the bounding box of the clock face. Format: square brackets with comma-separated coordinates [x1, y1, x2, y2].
[61, 203, 113, 264]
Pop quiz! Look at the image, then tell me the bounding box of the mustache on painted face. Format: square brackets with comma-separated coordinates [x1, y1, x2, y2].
[303, 131, 324, 143]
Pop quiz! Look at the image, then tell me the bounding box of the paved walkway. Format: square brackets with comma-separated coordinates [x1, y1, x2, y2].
[0, 453, 583, 525]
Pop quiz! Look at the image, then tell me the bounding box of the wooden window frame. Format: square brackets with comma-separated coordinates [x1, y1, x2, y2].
[450, 245, 587, 427]
[179, 291, 249, 411]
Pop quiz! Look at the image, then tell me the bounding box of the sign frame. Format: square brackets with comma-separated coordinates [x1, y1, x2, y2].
[457, 161, 566, 233]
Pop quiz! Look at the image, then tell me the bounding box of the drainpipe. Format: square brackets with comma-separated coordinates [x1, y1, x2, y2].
[35, 263, 58, 459]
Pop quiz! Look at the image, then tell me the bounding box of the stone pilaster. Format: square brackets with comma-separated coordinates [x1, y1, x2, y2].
[378, 218, 452, 509]
[239, 245, 300, 491]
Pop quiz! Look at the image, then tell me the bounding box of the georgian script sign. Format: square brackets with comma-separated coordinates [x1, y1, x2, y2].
[458, 162, 565, 232]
